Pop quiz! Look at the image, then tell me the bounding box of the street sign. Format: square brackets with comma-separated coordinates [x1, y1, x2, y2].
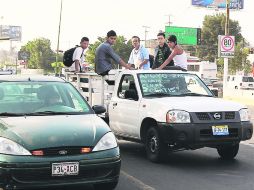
[218, 35, 235, 58]
[18, 51, 30, 60]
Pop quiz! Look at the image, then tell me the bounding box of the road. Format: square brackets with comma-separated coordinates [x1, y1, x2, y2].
[43, 106, 254, 190]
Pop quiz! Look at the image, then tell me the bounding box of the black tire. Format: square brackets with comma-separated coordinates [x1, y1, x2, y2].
[145, 127, 168, 163]
[217, 144, 239, 160]
[94, 181, 118, 190]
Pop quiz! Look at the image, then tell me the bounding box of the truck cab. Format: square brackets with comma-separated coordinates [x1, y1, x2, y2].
[66, 70, 253, 163]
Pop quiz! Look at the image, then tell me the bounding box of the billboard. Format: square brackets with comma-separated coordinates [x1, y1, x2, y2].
[191, 0, 244, 9]
[165, 26, 201, 45]
[0, 25, 22, 41]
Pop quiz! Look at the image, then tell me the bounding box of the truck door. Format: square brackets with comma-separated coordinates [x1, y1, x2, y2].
[109, 74, 140, 138]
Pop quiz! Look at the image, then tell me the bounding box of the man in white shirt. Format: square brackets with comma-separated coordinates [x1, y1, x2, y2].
[128, 36, 150, 70]
[69, 37, 89, 72]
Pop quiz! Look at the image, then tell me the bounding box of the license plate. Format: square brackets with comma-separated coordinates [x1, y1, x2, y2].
[212, 125, 229, 136]
[52, 162, 79, 176]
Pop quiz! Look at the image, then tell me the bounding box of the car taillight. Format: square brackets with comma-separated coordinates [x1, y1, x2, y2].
[80, 147, 91, 154]
[32, 150, 44, 156]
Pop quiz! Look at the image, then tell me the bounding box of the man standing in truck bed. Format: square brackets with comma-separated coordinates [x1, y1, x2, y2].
[95, 30, 131, 76]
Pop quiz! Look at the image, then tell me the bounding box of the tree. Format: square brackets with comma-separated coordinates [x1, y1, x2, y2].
[229, 44, 251, 75]
[86, 36, 133, 68]
[197, 14, 242, 62]
[20, 38, 55, 71]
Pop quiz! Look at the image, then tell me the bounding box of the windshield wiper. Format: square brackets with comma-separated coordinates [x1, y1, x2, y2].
[27, 111, 82, 116]
[145, 93, 173, 97]
[0, 112, 26, 117]
[177, 93, 213, 97]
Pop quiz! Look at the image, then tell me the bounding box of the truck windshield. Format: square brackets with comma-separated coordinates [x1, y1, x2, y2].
[138, 73, 213, 97]
[0, 81, 92, 115]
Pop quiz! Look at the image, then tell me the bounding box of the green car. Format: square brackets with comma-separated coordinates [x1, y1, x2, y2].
[0, 75, 120, 190]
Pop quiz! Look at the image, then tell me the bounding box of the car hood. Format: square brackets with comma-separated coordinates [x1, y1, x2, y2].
[0, 114, 110, 150]
[145, 97, 245, 112]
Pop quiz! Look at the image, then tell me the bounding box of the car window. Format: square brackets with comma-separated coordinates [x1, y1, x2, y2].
[138, 73, 213, 97]
[118, 75, 138, 100]
[0, 81, 92, 114]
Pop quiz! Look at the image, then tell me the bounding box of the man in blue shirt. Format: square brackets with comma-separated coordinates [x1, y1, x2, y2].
[128, 36, 150, 70]
[95, 30, 131, 76]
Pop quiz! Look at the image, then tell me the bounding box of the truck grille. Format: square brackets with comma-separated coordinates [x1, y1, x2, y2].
[195, 112, 236, 121]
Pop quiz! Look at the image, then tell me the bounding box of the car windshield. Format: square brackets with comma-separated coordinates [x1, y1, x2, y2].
[138, 73, 213, 97]
[0, 81, 92, 115]
[202, 78, 213, 85]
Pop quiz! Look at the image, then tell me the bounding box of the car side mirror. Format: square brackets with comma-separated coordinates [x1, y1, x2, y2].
[211, 89, 218, 97]
[92, 105, 106, 114]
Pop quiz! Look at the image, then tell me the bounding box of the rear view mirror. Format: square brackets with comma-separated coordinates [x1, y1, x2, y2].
[92, 105, 106, 114]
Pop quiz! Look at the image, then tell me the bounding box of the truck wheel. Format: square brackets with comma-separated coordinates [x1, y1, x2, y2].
[145, 127, 168, 163]
[217, 144, 239, 160]
[94, 181, 118, 190]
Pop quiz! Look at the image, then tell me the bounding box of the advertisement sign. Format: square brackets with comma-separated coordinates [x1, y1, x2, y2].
[0, 25, 22, 41]
[191, 0, 244, 9]
[165, 26, 201, 45]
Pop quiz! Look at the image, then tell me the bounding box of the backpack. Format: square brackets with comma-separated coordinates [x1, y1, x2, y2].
[63, 47, 77, 67]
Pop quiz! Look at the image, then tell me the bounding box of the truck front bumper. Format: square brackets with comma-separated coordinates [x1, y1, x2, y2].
[157, 121, 253, 148]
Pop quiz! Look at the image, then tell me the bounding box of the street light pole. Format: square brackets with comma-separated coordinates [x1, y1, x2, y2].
[223, 0, 230, 94]
[56, 0, 63, 75]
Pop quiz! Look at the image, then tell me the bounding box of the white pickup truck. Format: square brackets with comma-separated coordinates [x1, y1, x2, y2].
[67, 70, 253, 163]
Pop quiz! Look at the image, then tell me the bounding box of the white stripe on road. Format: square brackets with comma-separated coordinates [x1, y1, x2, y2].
[121, 170, 155, 190]
[241, 142, 254, 148]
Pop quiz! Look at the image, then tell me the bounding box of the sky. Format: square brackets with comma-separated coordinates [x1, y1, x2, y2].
[0, 0, 254, 51]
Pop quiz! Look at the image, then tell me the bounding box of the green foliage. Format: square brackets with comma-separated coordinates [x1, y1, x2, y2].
[229, 44, 251, 75]
[197, 13, 242, 62]
[51, 62, 65, 74]
[20, 38, 56, 70]
[86, 36, 133, 68]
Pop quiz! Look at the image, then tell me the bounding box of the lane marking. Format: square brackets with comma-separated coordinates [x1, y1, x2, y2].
[121, 170, 155, 190]
[241, 142, 254, 148]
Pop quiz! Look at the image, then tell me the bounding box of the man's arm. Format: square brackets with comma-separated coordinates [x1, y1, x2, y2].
[73, 48, 83, 72]
[106, 45, 131, 69]
[139, 48, 149, 69]
[157, 48, 178, 70]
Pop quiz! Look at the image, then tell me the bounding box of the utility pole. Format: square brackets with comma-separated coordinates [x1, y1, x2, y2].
[223, 0, 230, 93]
[142, 26, 150, 48]
[56, 0, 63, 76]
[165, 14, 173, 26]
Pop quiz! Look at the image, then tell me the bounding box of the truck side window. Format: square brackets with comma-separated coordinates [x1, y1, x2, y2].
[118, 75, 138, 100]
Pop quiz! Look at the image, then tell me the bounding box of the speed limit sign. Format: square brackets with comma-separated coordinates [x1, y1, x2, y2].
[218, 35, 235, 58]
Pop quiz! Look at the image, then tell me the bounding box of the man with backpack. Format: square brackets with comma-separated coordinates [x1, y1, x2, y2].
[63, 37, 89, 72]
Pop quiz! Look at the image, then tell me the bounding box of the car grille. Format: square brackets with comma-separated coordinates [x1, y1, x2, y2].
[31, 147, 92, 156]
[195, 112, 236, 121]
[12, 168, 114, 182]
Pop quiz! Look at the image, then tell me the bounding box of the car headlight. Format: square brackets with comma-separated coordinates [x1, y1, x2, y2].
[93, 132, 118, 152]
[0, 137, 31, 155]
[239, 109, 250, 122]
[166, 110, 191, 123]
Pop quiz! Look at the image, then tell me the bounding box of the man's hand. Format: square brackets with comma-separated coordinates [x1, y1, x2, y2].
[125, 64, 132, 70]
